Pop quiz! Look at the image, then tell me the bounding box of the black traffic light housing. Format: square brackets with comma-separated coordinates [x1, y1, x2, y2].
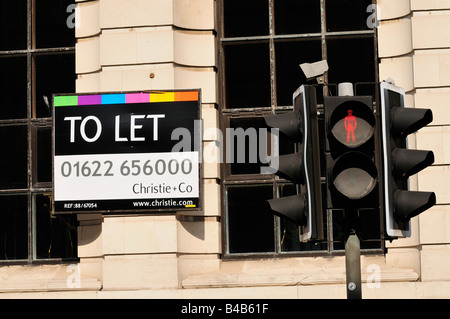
[324, 95, 379, 208]
[263, 85, 323, 242]
[379, 81, 436, 238]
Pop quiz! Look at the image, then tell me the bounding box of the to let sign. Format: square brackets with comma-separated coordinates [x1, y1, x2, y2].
[53, 90, 202, 213]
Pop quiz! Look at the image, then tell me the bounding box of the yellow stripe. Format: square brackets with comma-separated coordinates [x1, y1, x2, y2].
[185, 204, 196, 208]
[149, 92, 175, 102]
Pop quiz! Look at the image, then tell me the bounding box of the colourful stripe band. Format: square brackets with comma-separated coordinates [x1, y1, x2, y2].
[54, 91, 199, 107]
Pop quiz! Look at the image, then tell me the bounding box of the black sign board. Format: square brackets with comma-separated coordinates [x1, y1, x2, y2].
[53, 90, 202, 213]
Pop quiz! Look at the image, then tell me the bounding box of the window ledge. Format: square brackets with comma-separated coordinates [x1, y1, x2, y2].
[182, 267, 419, 289]
[0, 277, 101, 293]
[0, 264, 101, 293]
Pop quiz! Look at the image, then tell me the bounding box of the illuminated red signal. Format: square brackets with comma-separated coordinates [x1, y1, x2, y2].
[328, 100, 374, 151]
[345, 109, 357, 143]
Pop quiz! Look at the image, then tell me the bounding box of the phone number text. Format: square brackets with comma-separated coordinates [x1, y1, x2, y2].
[59, 158, 193, 178]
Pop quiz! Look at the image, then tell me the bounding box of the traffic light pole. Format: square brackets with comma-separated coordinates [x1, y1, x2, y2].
[345, 231, 362, 299]
[344, 208, 362, 299]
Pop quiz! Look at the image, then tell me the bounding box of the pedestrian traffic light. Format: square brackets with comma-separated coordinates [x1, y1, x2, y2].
[263, 85, 323, 241]
[324, 93, 378, 209]
[379, 81, 436, 238]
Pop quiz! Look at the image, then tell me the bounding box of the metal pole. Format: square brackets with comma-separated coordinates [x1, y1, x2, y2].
[345, 232, 362, 299]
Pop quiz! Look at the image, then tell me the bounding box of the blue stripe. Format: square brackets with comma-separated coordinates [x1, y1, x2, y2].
[101, 94, 126, 104]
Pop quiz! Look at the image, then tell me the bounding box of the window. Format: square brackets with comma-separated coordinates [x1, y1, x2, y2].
[0, 0, 77, 262]
[220, 0, 381, 256]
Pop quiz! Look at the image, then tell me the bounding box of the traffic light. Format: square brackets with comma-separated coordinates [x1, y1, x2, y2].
[324, 93, 378, 209]
[263, 85, 323, 241]
[379, 81, 436, 238]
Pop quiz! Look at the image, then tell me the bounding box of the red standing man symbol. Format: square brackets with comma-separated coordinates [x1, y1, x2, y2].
[344, 109, 357, 143]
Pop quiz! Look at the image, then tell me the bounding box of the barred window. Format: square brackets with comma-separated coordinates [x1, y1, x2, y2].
[219, 0, 381, 257]
[0, 0, 77, 262]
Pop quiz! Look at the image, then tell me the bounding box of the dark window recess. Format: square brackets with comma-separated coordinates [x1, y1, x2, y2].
[35, 194, 77, 259]
[278, 127, 295, 156]
[326, 37, 375, 89]
[0, 195, 28, 260]
[224, 43, 271, 108]
[0, 1, 27, 51]
[275, 0, 321, 35]
[0, 125, 28, 190]
[0, 0, 78, 262]
[332, 210, 346, 250]
[35, 0, 76, 48]
[332, 209, 381, 251]
[358, 208, 382, 250]
[36, 127, 52, 184]
[278, 183, 301, 252]
[227, 185, 275, 254]
[228, 117, 270, 175]
[223, 0, 269, 38]
[326, 0, 373, 32]
[0, 57, 28, 120]
[275, 40, 322, 106]
[35, 53, 76, 118]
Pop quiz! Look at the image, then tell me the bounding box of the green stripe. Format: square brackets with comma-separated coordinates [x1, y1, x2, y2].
[54, 95, 78, 107]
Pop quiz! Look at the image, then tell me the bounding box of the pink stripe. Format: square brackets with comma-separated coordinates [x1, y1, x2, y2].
[125, 93, 150, 104]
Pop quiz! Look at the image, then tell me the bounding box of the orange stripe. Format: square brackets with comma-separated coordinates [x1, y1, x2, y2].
[175, 91, 199, 102]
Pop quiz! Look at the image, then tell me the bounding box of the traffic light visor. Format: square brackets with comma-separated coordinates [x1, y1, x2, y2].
[393, 149, 434, 179]
[263, 111, 301, 142]
[276, 152, 304, 183]
[395, 190, 436, 221]
[266, 194, 307, 226]
[391, 102, 433, 137]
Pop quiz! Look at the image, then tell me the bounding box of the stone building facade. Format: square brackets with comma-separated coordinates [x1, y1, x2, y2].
[0, 0, 449, 298]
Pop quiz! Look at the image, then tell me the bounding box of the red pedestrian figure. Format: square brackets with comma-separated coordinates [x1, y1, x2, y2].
[345, 109, 357, 143]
